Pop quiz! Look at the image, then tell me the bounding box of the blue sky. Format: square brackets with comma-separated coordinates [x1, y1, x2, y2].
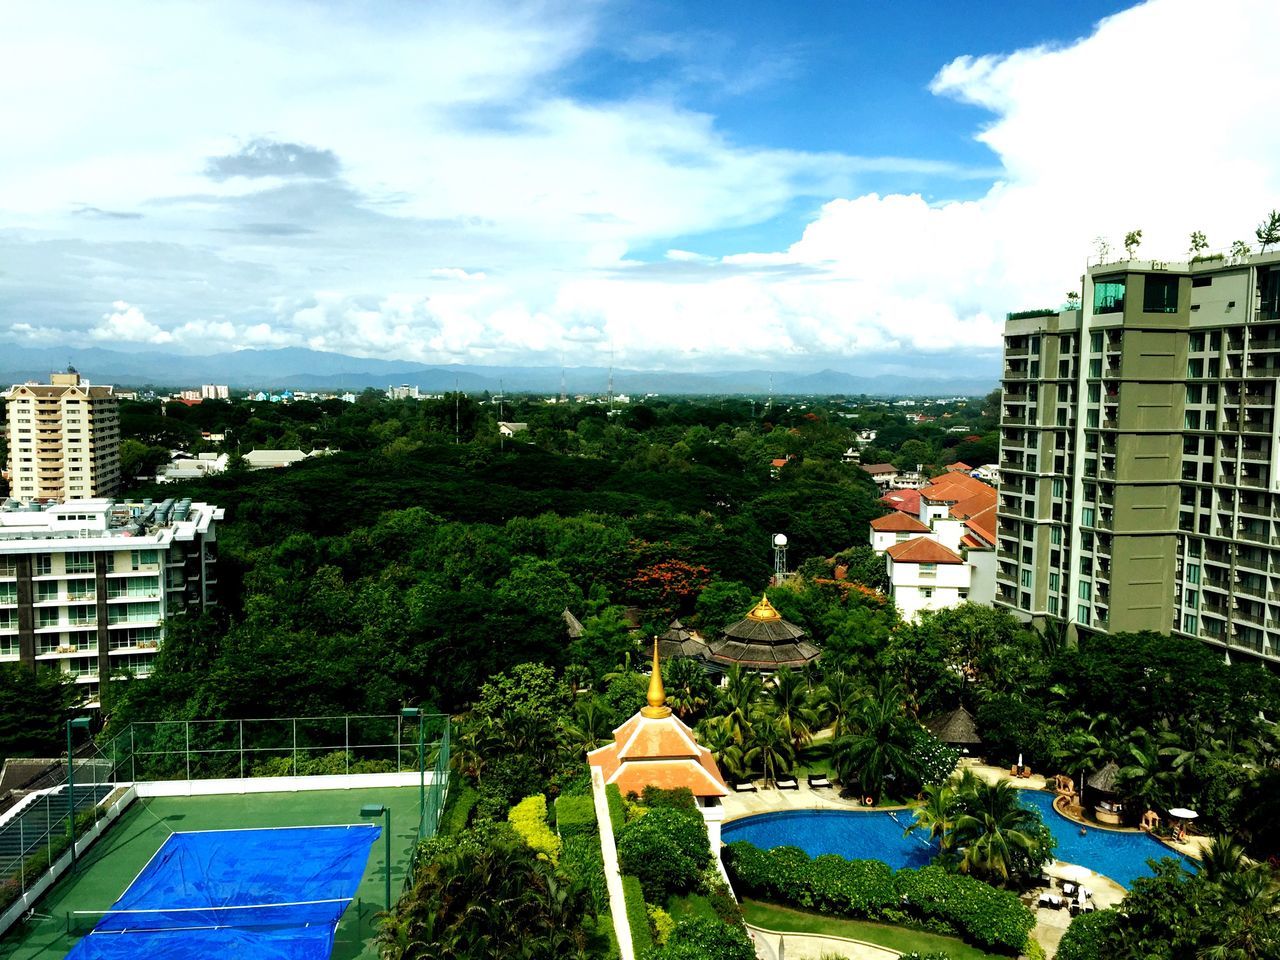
[1, 0, 1277, 375]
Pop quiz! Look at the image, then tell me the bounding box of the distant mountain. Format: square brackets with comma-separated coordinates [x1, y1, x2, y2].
[0, 343, 998, 397]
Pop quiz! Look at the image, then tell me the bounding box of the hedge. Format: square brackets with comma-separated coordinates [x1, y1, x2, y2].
[555, 794, 599, 840]
[604, 783, 626, 836]
[617, 807, 711, 902]
[562, 834, 609, 913]
[723, 842, 1033, 955]
[507, 794, 561, 864]
[438, 783, 478, 836]
[621, 874, 653, 955]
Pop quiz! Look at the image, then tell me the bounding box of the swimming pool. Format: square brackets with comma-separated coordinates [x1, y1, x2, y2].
[721, 791, 1191, 889]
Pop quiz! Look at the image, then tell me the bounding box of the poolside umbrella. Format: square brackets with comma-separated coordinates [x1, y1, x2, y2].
[1061, 864, 1092, 884]
[1168, 807, 1198, 820]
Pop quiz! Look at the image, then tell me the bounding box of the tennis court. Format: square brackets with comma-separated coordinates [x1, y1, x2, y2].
[0, 787, 420, 960]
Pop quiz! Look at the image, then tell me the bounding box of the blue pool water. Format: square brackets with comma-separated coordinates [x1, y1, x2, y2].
[721, 790, 1192, 889]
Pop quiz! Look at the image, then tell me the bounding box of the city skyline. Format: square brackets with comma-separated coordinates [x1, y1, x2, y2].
[3, 0, 1279, 375]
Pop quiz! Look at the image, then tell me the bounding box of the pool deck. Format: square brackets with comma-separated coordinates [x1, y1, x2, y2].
[0, 786, 421, 960]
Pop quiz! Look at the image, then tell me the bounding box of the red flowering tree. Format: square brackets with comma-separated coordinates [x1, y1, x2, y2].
[626, 559, 712, 620]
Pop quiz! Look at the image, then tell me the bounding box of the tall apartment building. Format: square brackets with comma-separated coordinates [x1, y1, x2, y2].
[0, 497, 223, 705]
[3, 370, 121, 501]
[997, 250, 1280, 666]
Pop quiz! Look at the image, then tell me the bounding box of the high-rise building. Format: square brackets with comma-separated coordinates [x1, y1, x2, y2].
[0, 498, 223, 705]
[200, 384, 230, 400]
[3, 370, 121, 501]
[997, 250, 1280, 666]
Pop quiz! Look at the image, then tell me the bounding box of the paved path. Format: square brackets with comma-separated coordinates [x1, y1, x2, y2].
[747, 924, 899, 960]
[591, 768, 634, 960]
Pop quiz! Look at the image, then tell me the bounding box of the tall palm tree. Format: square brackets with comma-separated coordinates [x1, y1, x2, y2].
[744, 711, 797, 788]
[770, 667, 819, 753]
[565, 698, 613, 753]
[815, 669, 862, 736]
[950, 777, 1044, 885]
[1203, 866, 1280, 960]
[831, 691, 920, 802]
[1053, 729, 1109, 799]
[1117, 728, 1175, 814]
[698, 716, 748, 782]
[718, 664, 763, 745]
[906, 781, 957, 852]
[664, 656, 714, 720]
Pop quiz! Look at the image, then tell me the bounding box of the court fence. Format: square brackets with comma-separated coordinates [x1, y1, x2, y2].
[0, 713, 450, 927]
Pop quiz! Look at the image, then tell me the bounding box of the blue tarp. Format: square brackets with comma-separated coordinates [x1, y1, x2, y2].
[67, 824, 379, 960]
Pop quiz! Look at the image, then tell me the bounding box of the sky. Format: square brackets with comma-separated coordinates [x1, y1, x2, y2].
[3, 0, 1280, 375]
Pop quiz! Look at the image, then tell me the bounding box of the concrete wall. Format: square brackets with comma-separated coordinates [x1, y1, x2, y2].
[890, 558, 970, 622]
[135, 770, 428, 798]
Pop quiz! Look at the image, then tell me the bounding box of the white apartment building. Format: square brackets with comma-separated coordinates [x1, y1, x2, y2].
[201, 384, 230, 400]
[884, 538, 971, 620]
[0, 498, 223, 705]
[3, 370, 121, 501]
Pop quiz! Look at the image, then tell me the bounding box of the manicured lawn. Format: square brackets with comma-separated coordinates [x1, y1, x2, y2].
[742, 899, 1003, 960]
[666, 892, 718, 922]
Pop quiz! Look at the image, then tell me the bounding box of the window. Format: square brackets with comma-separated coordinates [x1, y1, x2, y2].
[1094, 278, 1125, 314]
[1143, 275, 1179, 313]
[130, 550, 158, 570]
[1189, 332, 1205, 352]
[65, 551, 94, 574]
[1048, 596, 1059, 615]
[1021, 569, 1033, 587]
[1187, 358, 1204, 378]
[1082, 507, 1096, 526]
[36, 582, 59, 602]
[1186, 384, 1202, 404]
[0, 557, 15, 577]
[34, 554, 52, 577]
[1077, 604, 1090, 624]
[1090, 331, 1103, 352]
[1088, 383, 1101, 403]
[1052, 478, 1064, 498]
[1192, 276, 1212, 288]
[37, 608, 59, 628]
[920, 588, 934, 598]
[1049, 572, 1060, 591]
[920, 563, 937, 578]
[1185, 410, 1201, 430]
[1050, 526, 1063, 545]
[1079, 581, 1092, 600]
[1182, 613, 1198, 633]
[1088, 358, 1102, 377]
[1185, 589, 1198, 608]
[0, 583, 15, 604]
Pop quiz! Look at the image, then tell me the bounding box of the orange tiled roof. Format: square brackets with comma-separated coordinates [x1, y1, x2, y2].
[588, 710, 729, 798]
[886, 537, 964, 564]
[880, 489, 922, 515]
[946, 461, 972, 472]
[870, 513, 930, 533]
[919, 472, 997, 542]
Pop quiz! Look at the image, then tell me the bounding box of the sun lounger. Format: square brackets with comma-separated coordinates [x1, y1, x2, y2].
[733, 780, 758, 793]
[776, 776, 799, 790]
[1037, 893, 1063, 909]
[807, 774, 832, 789]
[1062, 882, 1077, 896]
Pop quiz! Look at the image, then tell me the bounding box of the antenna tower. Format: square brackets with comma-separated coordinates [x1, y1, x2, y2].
[454, 378, 460, 445]
[773, 533, 788, 584]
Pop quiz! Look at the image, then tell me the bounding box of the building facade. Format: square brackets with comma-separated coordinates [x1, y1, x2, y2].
[3, 371, 121, 501]
[997, 250, 1280, 666]
[0, 498, 223, 704]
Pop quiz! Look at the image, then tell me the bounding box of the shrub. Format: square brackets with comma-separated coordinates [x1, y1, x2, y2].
[644, 917, 755, 960]
[807, 854, 896, 917]
[617, 807, 711, 902]
[894, 866, 1033, 954]
[555, 794, 599, 840]
[622, 874, 653, 955]
[908, 726, 959, 788]
[507, 794, 561, 864]
[438, 783, 478, 836]
[1054, 909, 1119, 960]
[605, 783, 626, 836]
[562, 834, 609, 913]
[647, 904, 676, 945]
[640, 786, 697, 812]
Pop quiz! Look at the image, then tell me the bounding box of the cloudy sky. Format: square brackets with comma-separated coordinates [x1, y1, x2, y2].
[2, 0, 1279, 374]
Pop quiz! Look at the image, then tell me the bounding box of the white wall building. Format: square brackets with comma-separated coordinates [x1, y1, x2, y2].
[885, 538, 970, 621]
[0, 498, 223, 705]
[156, 453, 229, 484]
[200, 384, 230, 400]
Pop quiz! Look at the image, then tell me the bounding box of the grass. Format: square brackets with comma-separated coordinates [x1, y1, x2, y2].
[0, 787, 422, 960]
[666, 892, 718, 922]
[742, 899, 1003, 960]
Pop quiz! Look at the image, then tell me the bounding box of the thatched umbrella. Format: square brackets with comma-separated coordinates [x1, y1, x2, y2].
[925, 706, 981, 747]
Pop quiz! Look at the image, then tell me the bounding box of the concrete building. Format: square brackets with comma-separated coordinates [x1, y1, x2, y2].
[156, 453, 229, 484]
[200, 385, 230, 400]
[497, 421, 529, 438]
[2, 371, 121, 502]
[997, 250, 1280, 666]
[0, 498, 223, 705]
[885, 538, 970, 621]
[387, 384, 420, 400]
[860, 463, 900, 489]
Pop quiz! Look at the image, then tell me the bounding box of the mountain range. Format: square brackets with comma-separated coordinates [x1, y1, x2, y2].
[0, 344, 998, 397]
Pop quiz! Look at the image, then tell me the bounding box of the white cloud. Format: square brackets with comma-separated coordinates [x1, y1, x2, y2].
[90, 302, 173, 344]
[3, 0, 1280, 371]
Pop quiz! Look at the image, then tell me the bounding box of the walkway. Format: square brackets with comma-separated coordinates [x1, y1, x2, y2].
[590, 768, 634, 960]
[748, 924, 898, 960]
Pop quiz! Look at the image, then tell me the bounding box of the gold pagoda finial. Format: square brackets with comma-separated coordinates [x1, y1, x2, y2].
[641, 636, 672, 718]
[749, 592, 780, 621]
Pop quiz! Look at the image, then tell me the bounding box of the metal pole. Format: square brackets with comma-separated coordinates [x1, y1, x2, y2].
[66, 721, 77, 872]
[185, 721, 191, 781]
[19, 816, 25, 890]
[292, 719, 298, 776]
[345, 716, 350, 776]
[239, 720, 245, 779]
[383, 809, 392, 910]
[130, 725, 136, 783]
[417, 719, 425, 837]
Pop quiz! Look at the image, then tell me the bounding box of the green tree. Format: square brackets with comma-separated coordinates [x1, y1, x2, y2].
[663, 657, 715, 720]
[831, 685, 921, 801]
[743, 711, 796, 787]
[569, 607, 637, 682]
[1124, 229, 1143, 259]
[1258, 210, 1280, 253]
[949, 775, 1051, 885]
[694, 580, 754, 636]
[0, 664, 74, 761]
[616, 806, 711, 902]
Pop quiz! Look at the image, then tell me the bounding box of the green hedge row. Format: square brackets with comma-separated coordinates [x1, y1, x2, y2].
[562, 834, 609, 914]
[724, 842, 1032, 955]
[604, 783, 626, 836]
[621, 873, 653, 955]
[555, 794, 599, 840]
[438, 783, 478, 836]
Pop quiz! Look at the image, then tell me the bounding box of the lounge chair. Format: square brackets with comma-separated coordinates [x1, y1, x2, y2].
[776, 775, 799, 790]
[1062, 882, 1077, 896]
[733, 779, 758, 793]
[807, 773, 833, 789]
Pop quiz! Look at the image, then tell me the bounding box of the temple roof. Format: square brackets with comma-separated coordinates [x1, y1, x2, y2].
[657, 618, 711, 660]
[707, 594, 820, 669]
[587, 639, 728, 798]
[925, 706, 981, 745]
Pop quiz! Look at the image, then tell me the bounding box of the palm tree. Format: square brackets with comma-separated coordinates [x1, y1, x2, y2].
[565, 698, 613, 753]
[906, 782, 957, 852]
[1203, 866, 1280, 960]
[1197, 834, 1248, 884]
[831, 690, 920, 802]
[950, 777, 1044, 884]
[770, 667, 820, 753]
[1117, 728, 1175, 814]
[815, 668, 862, 736]
[698, 716, 748, 782]
[1053, 728, 1109, 799]
[664, 656, 714, 720]
[717, 664, 763, 745]
[744, 711, 797, 788]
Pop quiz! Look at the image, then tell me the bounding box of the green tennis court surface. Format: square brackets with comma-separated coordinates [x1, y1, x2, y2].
[0, 787, 421, 960]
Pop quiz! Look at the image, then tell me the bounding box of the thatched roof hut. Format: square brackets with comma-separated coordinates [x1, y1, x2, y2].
[1087, 761, 1122, 794]
[656, 619, 711, 661]
[925, 706, 981, 746]
[707, 595, 820, 670]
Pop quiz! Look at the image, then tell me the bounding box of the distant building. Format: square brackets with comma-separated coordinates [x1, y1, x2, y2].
[842, 446, 861, 464]
[973, 463, 1000, 485]
[769, 456, 794, 479]
[200, 384, 230, 400]
[340, 392, 357, 403]
[860, 463, 900, 489]
[0, 498, 223, 705]
[241, 449, 333, 470]
[387, 384, 421, 400]
[156, 453, 229, 484]
[497, 421, 529, 438]
[178, 390, 202, 402]
[3, 370, 121, 502]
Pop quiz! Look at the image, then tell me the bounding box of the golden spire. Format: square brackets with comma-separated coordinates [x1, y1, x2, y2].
[641, 636, 672, 718]
[749, 592, 780, 621]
